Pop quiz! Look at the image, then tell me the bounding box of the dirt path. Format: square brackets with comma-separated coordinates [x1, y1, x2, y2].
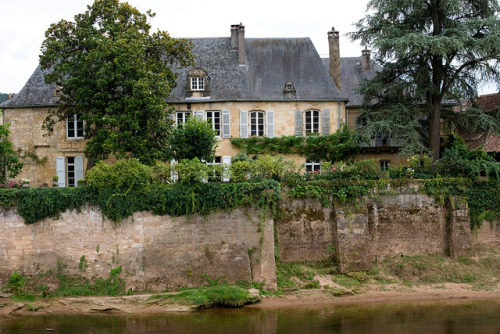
[2, 283, 499, 317]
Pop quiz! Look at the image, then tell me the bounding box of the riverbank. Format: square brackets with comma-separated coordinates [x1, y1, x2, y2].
[2, 282, 500, 317]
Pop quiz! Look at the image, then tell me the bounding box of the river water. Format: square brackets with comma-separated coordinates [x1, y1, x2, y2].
[1, 298, 499, 333]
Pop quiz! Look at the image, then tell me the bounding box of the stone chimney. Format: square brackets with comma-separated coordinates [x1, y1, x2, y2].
[328, 27, 341, 90]
[231, 24, 239, 49]
[238, 23, 245, 66]
[361, 48, 371, 70]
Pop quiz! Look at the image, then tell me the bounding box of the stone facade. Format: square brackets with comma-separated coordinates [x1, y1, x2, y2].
[2, 107, 86, 186]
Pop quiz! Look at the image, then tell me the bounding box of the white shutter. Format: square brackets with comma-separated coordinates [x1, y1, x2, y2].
[75, 157, 84, 186]
[56, 157, 65, 187]
[222, 156, 232, 182]
[194, 110, 204, 120]
[267, 110, 274, 138]
[222, 110, 231, 138]
[321, 109, 330, 135]
[240, 110, 248, 138]
[295, 110, 303, 137]
[170, 159, 178, 182]
[168, 112, 175, 122]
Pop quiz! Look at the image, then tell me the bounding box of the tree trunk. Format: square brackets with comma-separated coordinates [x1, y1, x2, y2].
[86, 156, 96, 172]
[429, 97, 442, 161]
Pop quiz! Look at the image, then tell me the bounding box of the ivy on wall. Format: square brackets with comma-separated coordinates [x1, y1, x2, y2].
[230, 126, 359, 162]
[0, 180, 281, 224]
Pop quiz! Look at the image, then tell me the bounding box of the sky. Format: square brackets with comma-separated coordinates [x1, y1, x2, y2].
[0, 0, 496, 95]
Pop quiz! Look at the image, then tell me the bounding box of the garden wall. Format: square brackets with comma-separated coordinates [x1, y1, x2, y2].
[0, 192, 476, 290]
[0, 206, 277, 291]
[276, 192, 473, 273]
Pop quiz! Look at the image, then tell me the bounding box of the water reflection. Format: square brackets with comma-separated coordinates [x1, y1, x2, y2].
[1, 299, 499, 334]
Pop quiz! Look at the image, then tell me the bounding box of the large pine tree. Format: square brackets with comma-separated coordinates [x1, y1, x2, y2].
[350, 0, 500, 159]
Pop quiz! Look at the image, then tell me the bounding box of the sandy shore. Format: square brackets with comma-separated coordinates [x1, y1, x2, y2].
[1, 283, 500, 317]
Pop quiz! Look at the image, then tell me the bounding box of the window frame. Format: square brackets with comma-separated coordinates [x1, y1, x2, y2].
[207, 156, 222, 182]
[249, 111, 265, 137]
[176, 112, 191, 125]
[66, 113, 84, 139]
[305, 159, 321, 173]
[190, 77, 204, 91]
[206, 111, 221, 137]
[304, 109, 320, 135]
[379, 160, 391, 171]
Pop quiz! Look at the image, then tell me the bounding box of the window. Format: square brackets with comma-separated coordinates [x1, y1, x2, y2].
[56, 156, 84, 187]
[206, 111, 221, 136]
[379, 160, 391, 171]
[176, 112, 191, 125]
[67, 157, 76, 187]
[190, 77, 204, 91]
[67, 114, 84, 139]
[250, 111, 265, 136]
[305, 159, 321, 173]
[305, 110, 320, 134]
[207, 157, 222, 182]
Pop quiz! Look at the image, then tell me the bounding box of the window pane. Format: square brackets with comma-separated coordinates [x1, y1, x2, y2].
[76, 114, 84, 137]
[67, 157, 76, 187]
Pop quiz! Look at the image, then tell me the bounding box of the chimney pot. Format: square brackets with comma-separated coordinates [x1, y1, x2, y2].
[328, 27, 341, 90]
[231, 24, 239, 49]
[238, 23, 245, 66]
[361, 48, 371, 70]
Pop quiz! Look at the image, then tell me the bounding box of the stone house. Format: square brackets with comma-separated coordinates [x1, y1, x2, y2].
[0, 24, 385, 187]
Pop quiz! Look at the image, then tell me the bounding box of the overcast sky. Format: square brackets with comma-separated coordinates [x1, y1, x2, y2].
[1, 0, 496, 94]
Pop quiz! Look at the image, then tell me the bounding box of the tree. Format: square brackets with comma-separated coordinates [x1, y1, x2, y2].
[350, 0, 500, 159]
[40, 0, 194, 170]
[169, 117, 218, 161]
[0, 121, 23, 183]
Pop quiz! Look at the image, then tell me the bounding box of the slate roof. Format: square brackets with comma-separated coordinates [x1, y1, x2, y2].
[322, 56, 382, 107]
[1, 36, 346, 109]
[0, 66, 58, 108]
[171, 37, 345, 102]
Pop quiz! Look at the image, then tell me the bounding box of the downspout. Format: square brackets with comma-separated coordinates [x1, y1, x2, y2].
[338, 102, 341, 130]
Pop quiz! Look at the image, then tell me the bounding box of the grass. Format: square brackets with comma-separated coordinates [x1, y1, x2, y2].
[149, 285, 259, 308]
[380, 250, 500, 288]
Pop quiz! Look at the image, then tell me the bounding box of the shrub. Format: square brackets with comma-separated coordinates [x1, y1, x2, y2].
[169, 117, 218, 161]
[85, 158, 153, 193]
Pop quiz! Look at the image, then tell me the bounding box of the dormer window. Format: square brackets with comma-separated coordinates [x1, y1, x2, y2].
[54, 86, 63, 97]
[186, 68, 210, 98]
[284, 81, 295, 92]
[191, 77, 204, 91]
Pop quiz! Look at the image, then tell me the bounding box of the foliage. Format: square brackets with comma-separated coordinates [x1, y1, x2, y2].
[250, 155, 299, 181]
[0, 123, 23, 183]
[350, 0, 500, 159]
[39, 0, 194, 169]
[85, 158, 153, 193]
[0, 94, 12, 104]
[51, 266, 125, 297]
[149, 285, 259, 308]
[230, 126, 359, 162]
[15, 187, 97, 225]
[435, 136, 500, 179]
[169, 117, 219, 162]
[1, 271, 30, 297]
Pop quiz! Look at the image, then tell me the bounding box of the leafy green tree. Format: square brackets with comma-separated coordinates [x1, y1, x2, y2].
[40, 0, 194, 170]
[169, 117, 218, 162]
[350, 0, 500, 159]
[0, 94, 11, 104]
[0, 121, 23, 183]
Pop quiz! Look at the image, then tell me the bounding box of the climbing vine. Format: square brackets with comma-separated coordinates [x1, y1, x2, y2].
[230, 126, 359, 162]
